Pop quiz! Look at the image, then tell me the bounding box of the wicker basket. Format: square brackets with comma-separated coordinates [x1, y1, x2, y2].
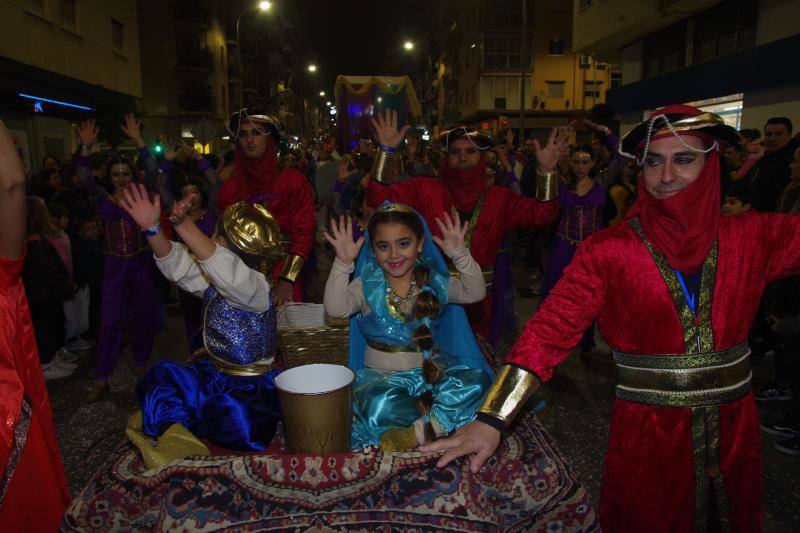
[278, 316, 350, 368]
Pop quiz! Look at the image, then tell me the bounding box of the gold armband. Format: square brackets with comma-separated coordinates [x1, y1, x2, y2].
[279, 253, 305, 283]
[535, 169, 558, 202]
[476, 364, 540, 427]
[370, 149, 396, 184]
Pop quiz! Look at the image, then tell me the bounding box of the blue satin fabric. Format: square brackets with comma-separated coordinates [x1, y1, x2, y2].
[351, 355, 492, 448]
[136, 358, 281, 451]
[347, 202, 494, 447]
[136, 285, 281, 451]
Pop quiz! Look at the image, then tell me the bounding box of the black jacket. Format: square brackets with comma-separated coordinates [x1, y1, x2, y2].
[22, 236, 74, 305]
[747, 138, 800, 212]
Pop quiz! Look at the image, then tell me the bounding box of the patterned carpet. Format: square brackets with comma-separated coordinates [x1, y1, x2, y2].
[62, 412, 598, 532]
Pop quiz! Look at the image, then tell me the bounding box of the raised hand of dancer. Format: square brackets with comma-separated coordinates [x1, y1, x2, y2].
[120, 113, 145, 148]
[168, 189, 200, 227]
[120, 183, 160, 230]
[369, 109, 411, 150]
[323, 215, 364, 265]
[76, 119, 99, 155]
[432, 211, 468, 253]
[418, 420, 501, 473]
[534, 125, 573, 173]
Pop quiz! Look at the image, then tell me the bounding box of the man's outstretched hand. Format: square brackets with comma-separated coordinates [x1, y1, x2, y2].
[418, 420, 501, 473]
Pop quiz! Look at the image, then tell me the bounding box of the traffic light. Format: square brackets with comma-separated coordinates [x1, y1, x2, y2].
[153, 143, 163, 154]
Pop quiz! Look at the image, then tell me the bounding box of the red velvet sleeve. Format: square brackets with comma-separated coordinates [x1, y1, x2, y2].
[760, 212, 800, 282]
[498, 188, 559, 232]
[0, 254, 26, 473]
[506, 235, 608, 381]
[284, 171, 316, 260]
[217, 178, 242, 213]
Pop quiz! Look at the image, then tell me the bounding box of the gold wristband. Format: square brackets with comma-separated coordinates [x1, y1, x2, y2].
[476, 364, 540, 427]
[370, 149, 395, 184]
[279, 253, 305, 283]
[535, 169, 558, 202]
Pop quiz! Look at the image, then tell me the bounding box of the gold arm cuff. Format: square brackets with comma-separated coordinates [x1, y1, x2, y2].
[279, 253, 305, 283]
[535, 170, 558, 202]
[370, 149, 396, 184]
[477, 364, 540, 426]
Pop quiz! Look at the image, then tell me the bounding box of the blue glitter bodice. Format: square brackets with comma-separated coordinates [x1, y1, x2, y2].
[203, 286, 278, 364]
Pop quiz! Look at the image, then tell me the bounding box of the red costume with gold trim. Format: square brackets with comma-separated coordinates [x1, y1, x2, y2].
[493, 106, 782, 532]
[0, 253, 71, 530]
[218, 120, 315, 301]
[367, 177, 557, 337]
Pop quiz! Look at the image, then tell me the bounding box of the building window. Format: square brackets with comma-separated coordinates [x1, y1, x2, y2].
[483, 33, 532, 70]
[111, 18, 124, 53]
[546, 81, 566, 98]
[548, 38, 565, 56]
[642, 22, 686, 78]
[610, 72, 622, 89]
[584, 80, 603, 98]
[495, 97, 506, 109]
[692, 0, 757, 64]
[59, 0, 77, 31]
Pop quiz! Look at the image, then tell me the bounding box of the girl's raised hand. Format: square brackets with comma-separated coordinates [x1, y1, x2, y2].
[323, 215, 364, 265]
[119, 183, 160, 230]
[432, 211, 468, 252]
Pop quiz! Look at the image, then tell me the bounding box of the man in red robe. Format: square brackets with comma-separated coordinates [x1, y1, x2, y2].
[423, 105, 795, 532]
[366, 110, 560, 338]
[0, 120, 71, 529]
[218, 109, 315, 304]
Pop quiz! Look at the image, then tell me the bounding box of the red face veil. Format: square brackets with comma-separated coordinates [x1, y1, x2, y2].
[440, 150, 489, 213]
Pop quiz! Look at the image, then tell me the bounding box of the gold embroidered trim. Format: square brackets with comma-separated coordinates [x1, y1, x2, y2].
[627, 218, 717, 354]
[0, 396, 32, 507]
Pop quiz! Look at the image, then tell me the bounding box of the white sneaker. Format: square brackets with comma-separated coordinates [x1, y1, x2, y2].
[51, 351, 79, 371]
[42, 362, 73, 380]
[67, 337, 93, 351]
[54, 348, 79, 363]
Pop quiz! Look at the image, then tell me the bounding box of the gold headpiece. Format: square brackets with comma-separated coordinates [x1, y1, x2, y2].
[222, 202, 284, 267]
[377, 202, 415, 214]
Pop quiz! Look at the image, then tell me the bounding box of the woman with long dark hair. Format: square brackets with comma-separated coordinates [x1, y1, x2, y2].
[75, 119, 160, 402]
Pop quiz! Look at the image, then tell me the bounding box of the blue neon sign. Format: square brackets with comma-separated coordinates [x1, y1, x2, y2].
[18, 93, 94, 111]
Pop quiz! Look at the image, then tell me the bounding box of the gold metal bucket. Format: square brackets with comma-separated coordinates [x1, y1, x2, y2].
[275, 364, 354, 453]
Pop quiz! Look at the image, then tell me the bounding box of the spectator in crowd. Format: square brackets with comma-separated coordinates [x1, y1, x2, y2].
[34, 167, 61, 203]
[748, 117, 799, 212]
[721, 186, 752, 216]
[72, 215, 104, 342]
[42, 154, 60, 172]
[52, 164, 92, 231]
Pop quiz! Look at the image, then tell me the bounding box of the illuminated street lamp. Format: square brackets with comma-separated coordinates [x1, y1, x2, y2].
[236, 1, 273, 108]
[326, 101, 332, 106]
[307, 64, 317, 73]
[403, 40, 414, 51]
[319, 90, 325, 97]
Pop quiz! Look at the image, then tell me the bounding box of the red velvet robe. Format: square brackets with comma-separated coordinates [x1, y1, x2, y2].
[218, 167, 315, 300]
[0, 253, 71, 530]
[368, 177, 558, 336]
[508, 211, 800, 532]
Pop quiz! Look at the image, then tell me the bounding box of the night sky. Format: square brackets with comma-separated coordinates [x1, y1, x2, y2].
[287, 0, 428, 92]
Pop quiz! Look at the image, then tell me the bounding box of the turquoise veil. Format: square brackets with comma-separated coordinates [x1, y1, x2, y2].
[347, 202, 494, 377]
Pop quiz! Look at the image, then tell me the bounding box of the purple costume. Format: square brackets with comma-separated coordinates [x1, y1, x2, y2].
[539, 180, 606, 348]
[77, 155, 161, 380]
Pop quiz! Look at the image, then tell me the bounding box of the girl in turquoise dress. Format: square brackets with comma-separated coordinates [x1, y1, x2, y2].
[323, 202, 494, 451]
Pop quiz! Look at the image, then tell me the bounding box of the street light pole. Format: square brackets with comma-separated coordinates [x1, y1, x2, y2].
[235, 2, 271, 109]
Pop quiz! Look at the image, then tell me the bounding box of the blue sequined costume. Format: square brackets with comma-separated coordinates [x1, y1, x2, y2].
[136, 285, 281, 451]
[348, 204, 494, 448]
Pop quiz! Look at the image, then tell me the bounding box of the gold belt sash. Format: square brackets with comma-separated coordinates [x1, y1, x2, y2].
[189, 348, 276, 377]
[613, 342, 751, 407]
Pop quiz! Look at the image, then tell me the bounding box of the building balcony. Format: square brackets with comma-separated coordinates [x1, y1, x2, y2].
[175, 48, 213, 71]
[174, 4, 210, 27]
[179, 92, 215, 114]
